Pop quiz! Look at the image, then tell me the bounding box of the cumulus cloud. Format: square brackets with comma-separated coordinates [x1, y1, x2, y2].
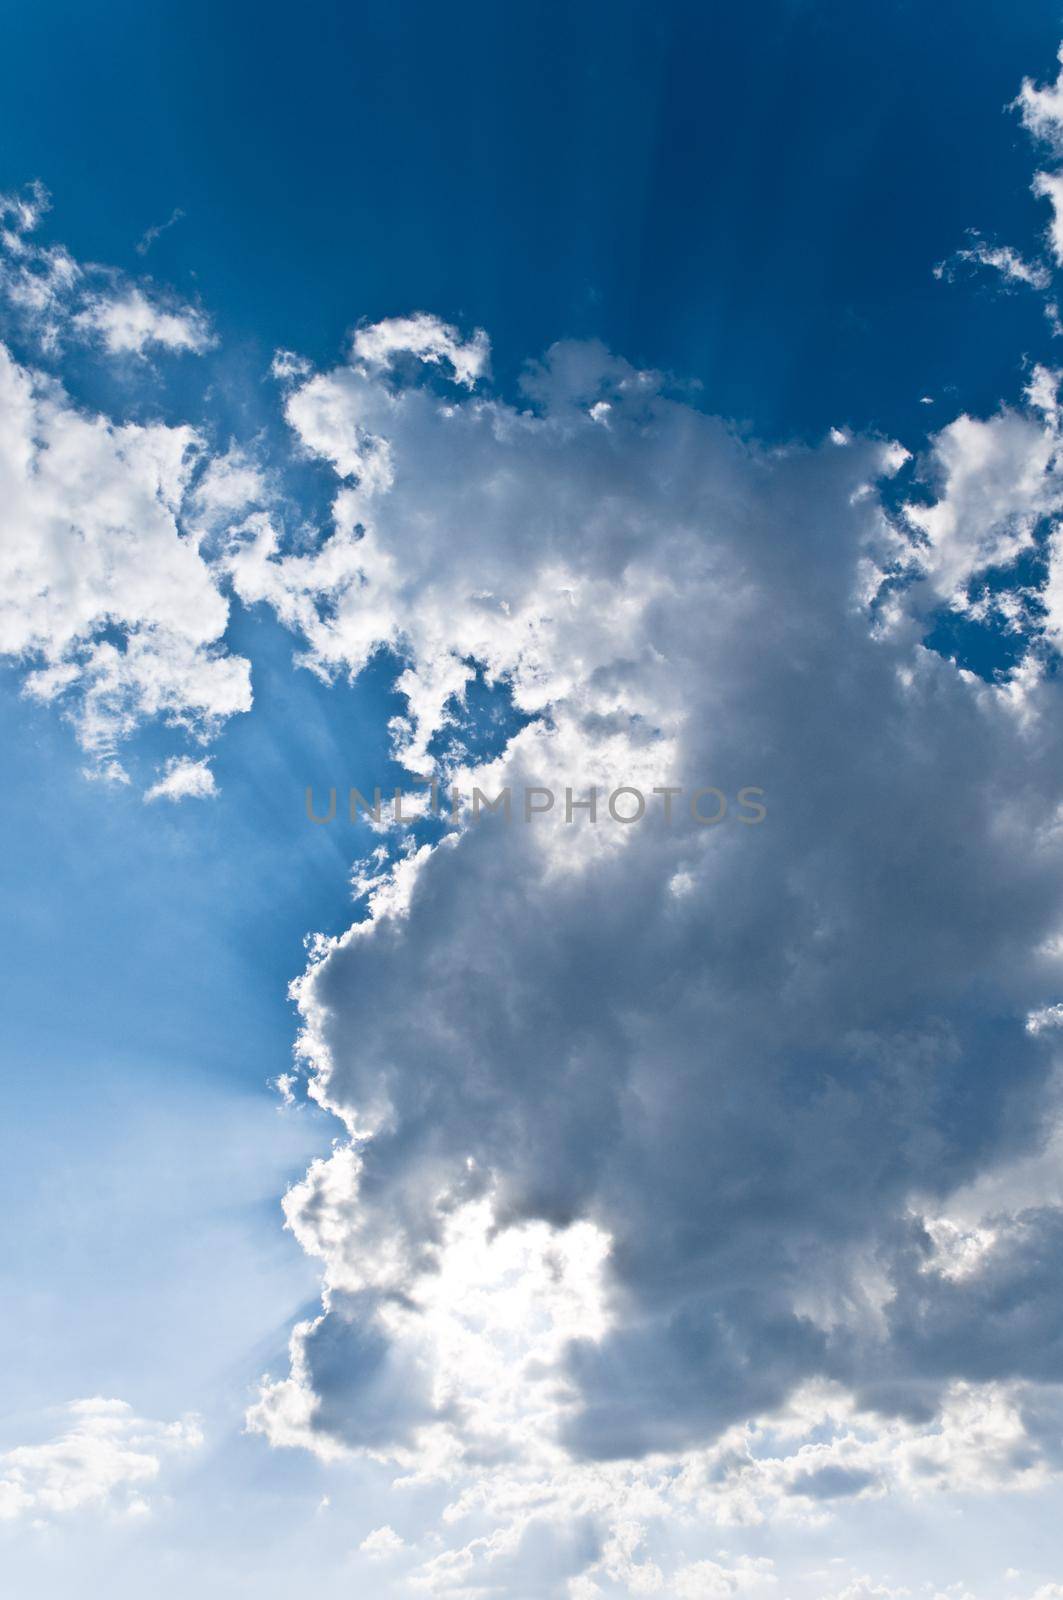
[360, 1524, 406, 1559]
[222, 58, 1063, 1568]
[143, 755, 217, 803]
[0, 182, 79, 348]
[1013, 51, 1063, 268]
[899, 403, 1063, 604]
[228, 288, 1063, 1591]
[1016, 47, 1063, 152]
[190, 444, 272, 523]
[673, 1557, 776, 1599]
[0, 182, 211, 356]
[1032, 171, 1063, 267]
[73, 286, 213, 357]
[0, 184, 246, 779]
[0, 1399, 201, 1522]
[0, 342, 251, 774]
[350, 312, 490, 388]
[10, 42, 1063, 1600]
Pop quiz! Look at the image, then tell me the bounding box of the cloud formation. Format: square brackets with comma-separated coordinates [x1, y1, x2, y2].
[0, 195, 250, 785]
[143, 755, 217, 803]
[350, 312, 490, 388]
[232, 297, 1063, 1588]
[8, 36, 1063, 1600]
[0, 342, 250, 778]
[226, 55, 1063, 1580]
[72, 286, 213, 357]
[0, 1399, 201, 1523]
[0, 183, 211, 356]
[1017, 51, 1063, 268]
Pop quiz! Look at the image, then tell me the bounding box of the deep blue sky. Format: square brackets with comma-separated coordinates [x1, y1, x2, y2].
[2, 0, 1062, 442]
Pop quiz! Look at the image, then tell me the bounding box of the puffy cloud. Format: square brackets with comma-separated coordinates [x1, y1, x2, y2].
[11, 46, 1063, 1598]
[0, 182, 211, 356]
[820, 1581, 909, 1600]
[0, 342, 250, 773]
[0, 182, 79, 348]
[673, 1557, 776, 1598]
[1016, 48, 1063, 152]
[232, 294, 1063, 1591]
[899, 405, 1063, 604]
[0, 187, 247, 779]
[1014, 51, 1063, 267]
[350, 312, 490, 388]
[361, 1524, 406, 1559]
[72, 286, 213, 357]
[190, 444, 272, 523]
[1032, 171, 1063, 267]
[143, 755, 217, 803]
[249, 1178, 613, 1462]
[0, 1398, 201, 1522]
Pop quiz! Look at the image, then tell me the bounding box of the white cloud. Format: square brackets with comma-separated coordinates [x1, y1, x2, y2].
[0, 182, 79, 348]
[360, 1524, 406, 1559]
[900, 406, 1063, 604]
[249, 1181, 613, 1469]
[351, 312, 490, 388]
[0, 184, 210, 357]
[0, 1398, 201, 1523]
[1016, 48, 1063, 151]
[11, 39, 1063, 1596]
[190, 444, 271, 522]
[236, 296, 1063, 1594]
[143, 755, 217, 803]
[0, 341, 251, 772]
[673, 1557, 776, 1599]
[1033, 171, 1063, 267]
[822, 1579, 909, 1600]
[935, 237, 1051, 290]
[73, 286, 213, 356]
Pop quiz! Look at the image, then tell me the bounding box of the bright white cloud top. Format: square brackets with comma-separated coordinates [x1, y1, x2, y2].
[7, 35, 1063, 1600]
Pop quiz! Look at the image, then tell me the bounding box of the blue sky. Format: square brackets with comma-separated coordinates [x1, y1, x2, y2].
[6, 5, 1063, 1598]
[3, 0, 1062, 440]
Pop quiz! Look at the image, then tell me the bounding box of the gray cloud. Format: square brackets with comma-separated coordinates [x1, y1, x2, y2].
[237, 323, 1063, 1510]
